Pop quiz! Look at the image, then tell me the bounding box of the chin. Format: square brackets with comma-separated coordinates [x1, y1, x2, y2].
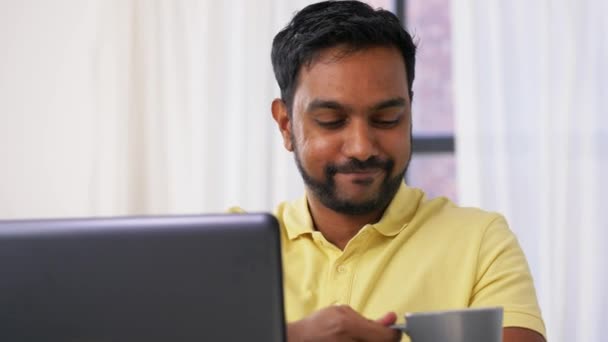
[336, 192, 381, 207]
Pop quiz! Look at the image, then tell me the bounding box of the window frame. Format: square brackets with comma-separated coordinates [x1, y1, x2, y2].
[396, 0, 455, 155]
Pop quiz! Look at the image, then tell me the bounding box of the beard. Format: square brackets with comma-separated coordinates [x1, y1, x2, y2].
[293, 143, 408, 216]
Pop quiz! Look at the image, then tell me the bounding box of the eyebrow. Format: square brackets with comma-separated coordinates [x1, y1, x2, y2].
[306, 99, 351, 113]
[305, 97, 407, 113]
[370, 97, 407, 111]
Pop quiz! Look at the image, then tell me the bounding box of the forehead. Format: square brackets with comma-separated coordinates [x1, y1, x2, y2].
[294, 46, 409, 108]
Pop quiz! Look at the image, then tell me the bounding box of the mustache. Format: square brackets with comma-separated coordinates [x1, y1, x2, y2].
[326, 157, 394, 175]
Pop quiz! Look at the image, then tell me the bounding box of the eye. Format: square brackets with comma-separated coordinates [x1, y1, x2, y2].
[316, 119, 346, 129]
[371, 117, 401, 128]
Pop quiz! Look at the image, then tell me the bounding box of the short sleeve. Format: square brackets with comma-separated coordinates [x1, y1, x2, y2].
[470, 215, 546, 338]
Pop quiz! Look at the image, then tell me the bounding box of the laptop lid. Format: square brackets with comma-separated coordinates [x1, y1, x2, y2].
[0, 213, 285, 342]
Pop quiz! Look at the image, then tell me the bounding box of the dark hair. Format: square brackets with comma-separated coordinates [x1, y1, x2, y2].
[271, 0, 416, 111]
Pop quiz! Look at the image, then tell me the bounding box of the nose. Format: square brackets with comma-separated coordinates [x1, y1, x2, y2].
[342, 119, 378, 161]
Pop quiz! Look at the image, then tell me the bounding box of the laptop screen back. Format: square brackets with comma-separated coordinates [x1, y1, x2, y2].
[0, 213, 285, 342]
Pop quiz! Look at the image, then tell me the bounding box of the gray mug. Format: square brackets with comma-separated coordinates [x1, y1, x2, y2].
[391, 307, 503, 342]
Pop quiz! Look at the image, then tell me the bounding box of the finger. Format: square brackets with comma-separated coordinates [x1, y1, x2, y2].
[375, 312, 398, 326]
[345, 311, 401, 341]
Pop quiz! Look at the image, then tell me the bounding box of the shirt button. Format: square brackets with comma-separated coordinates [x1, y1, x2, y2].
[337, 265, 347, 274]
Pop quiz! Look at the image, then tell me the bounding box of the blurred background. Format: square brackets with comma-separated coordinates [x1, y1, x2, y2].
[0, 0, 606, 341]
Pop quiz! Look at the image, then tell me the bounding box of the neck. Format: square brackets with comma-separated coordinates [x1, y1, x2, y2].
[306, 191, 385, 250]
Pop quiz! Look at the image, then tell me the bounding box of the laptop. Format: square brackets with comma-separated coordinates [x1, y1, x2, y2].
[0, 213, 285, 342]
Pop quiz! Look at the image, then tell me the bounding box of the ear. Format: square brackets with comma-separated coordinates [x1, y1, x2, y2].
[271, 98, 294, 151]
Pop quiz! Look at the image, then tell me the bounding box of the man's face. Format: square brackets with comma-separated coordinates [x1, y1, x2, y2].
[273, 46, 412, 215]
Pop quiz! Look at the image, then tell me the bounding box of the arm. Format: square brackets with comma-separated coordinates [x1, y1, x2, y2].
[504, 327, 546, 342]
[472, 216, 546, 339]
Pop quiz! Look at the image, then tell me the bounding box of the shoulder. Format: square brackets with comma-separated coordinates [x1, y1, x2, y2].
[408, 193, 508, 239]
[226, 206, 247, 214]
[400, 193, 524, 276]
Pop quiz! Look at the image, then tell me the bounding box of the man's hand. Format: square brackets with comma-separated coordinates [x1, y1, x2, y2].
[287, 305, 401, 342]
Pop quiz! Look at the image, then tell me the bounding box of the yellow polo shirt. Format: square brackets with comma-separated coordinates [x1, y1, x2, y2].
[273, 183, 546, 340]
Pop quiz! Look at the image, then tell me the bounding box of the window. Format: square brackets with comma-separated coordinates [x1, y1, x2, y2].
[403, 0, 456, 201]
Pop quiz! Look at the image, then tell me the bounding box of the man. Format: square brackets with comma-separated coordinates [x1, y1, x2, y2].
[268, 1, 546, 341]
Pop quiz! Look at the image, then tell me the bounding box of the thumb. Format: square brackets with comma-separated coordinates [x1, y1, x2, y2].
[375, 311, 398, 326]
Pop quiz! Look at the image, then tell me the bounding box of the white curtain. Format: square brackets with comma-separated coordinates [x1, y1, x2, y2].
[0, 0, 332, 219]
[452, 0, 608, 341]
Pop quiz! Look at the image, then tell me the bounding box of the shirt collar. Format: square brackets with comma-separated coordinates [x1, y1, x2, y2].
[281, 182, 424, 240]
[371, 183, 423, 236]
[281, 195, 315, 240]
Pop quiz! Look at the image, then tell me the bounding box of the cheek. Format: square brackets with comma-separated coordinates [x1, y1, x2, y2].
[383, 132, 411, 166]
[297, 134, 340, 172]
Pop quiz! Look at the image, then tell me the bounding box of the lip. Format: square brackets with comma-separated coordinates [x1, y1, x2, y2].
[339, 168, 383, 174]
[346, 171, 379, 175]
[337, 169, 383, 179]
